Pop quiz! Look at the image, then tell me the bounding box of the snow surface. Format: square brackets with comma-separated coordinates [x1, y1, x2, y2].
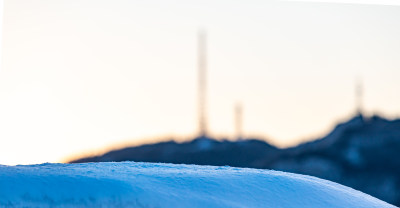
[0, 162, 395, 208]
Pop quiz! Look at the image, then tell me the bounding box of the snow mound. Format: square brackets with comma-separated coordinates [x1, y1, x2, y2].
[0, 162, 395, 208]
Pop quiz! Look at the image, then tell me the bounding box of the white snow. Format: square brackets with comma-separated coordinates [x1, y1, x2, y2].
[0, 162, 395, 208]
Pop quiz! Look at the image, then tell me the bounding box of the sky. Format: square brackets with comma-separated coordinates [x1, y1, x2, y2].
[1, 0, 400, 165]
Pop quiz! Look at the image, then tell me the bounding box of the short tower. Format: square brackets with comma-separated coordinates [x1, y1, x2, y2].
[235, 102, 243, 140]
[355, 77, 363, 115]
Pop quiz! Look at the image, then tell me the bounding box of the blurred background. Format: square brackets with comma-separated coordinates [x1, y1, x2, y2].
[1, 0, 400, 205]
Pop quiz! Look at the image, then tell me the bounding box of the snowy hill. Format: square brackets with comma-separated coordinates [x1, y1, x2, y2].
[71, 114, 400, 206]
[0, 162, 395, 207]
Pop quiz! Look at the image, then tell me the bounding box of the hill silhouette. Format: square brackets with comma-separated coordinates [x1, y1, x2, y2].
[70, 114, 400, 206]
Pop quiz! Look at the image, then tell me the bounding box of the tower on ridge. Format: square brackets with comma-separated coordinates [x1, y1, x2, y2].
[355, 77, 363, 115]
[198, 30, 208, 137]
[235, 102, 243, 140]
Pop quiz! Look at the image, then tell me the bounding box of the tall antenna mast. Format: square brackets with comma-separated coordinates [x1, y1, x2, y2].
[198, 30, 207, 137]
[355, 77, 363, 115]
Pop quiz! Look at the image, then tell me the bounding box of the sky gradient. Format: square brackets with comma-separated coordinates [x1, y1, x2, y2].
[1, 0, 400, 165]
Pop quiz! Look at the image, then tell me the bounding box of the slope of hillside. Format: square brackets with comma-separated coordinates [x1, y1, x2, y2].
[0, 162, 395, 207]
[271, 115, 400, 204]
[72, 138, 279, 167]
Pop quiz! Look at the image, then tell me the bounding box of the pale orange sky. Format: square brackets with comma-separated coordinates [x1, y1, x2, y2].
[1, 0, 400, 165]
